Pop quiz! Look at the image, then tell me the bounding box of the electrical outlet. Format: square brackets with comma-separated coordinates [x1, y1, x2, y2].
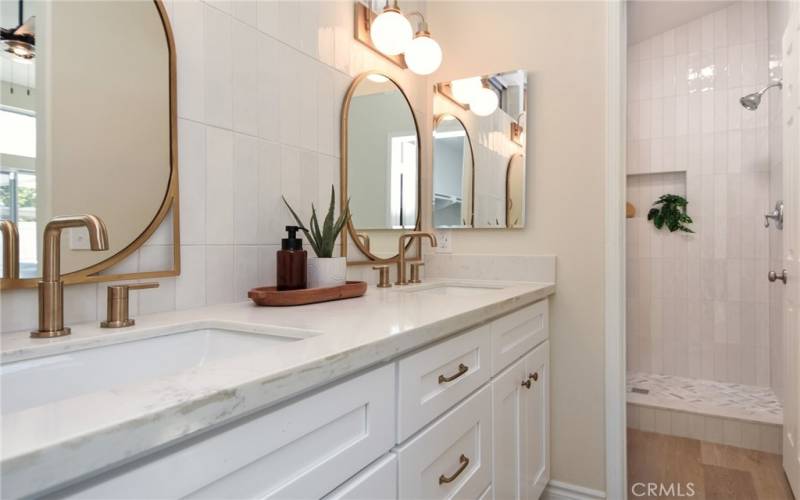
[435, 230, 452, 253]
[69, 227, 91, 250]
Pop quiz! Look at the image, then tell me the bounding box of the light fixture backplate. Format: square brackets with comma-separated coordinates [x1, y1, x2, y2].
[354, 2, 407, 69]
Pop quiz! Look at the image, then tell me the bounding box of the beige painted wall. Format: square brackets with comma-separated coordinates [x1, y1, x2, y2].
[425, 1, 609, 491]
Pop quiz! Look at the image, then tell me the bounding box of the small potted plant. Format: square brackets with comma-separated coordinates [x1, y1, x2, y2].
[283, 186, 351, 288]
[647, 194, 694, 233]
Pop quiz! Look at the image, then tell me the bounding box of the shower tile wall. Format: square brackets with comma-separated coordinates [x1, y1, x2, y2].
[626, 1, 775, 387]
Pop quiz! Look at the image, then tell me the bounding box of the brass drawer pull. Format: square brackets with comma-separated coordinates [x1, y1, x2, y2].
[439, 454, 470, 485]
[438, 363, 469, 384]
[522, 379, 531, 389]
[529, 372, 539, 382]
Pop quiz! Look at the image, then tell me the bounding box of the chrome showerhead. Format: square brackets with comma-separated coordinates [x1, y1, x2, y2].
[740, 80, 783, 110]
[740, 92, 761, 110]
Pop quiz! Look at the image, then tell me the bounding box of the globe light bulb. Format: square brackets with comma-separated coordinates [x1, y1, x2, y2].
[469, 87, 499, 116]
[370, 8, 413, 56]
[450, 77, 482, 104]
[404, 33, 442, 75]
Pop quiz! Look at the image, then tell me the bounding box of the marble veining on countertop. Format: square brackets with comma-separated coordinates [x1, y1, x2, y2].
[0, 278, 554, 498]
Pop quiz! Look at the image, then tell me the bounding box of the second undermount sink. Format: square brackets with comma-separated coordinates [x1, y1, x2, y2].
[400, 282, 507, 297]
[1, 325, 317, 415]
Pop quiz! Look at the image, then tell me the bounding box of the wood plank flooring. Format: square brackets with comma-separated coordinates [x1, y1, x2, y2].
[628, 428, 794, 500]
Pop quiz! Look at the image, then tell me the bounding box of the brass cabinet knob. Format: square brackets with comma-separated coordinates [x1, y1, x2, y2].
[372, 265, 391, 288]
[529, 372, 539, 382]
[101, 282, 159, 328]
[409, 262, 424, 284]
[522, 379, 532, 389]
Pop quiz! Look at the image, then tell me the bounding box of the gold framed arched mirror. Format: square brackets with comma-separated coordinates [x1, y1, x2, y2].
[432, 113, 475, 228]
[340, 71, 421, 263]
[0, 0, 179, 289]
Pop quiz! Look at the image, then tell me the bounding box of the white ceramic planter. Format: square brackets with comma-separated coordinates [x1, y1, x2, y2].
[307, 257, 347, 288]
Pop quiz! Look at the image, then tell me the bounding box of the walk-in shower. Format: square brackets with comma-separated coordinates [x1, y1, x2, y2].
[625, 0, 787, 456]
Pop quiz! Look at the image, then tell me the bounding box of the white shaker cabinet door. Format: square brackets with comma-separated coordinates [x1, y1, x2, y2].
[491, 355, 527, 500]
[523, 341, 550, 500]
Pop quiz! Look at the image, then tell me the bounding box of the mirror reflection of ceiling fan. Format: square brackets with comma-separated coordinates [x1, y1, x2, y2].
[1, 0, 35, 61]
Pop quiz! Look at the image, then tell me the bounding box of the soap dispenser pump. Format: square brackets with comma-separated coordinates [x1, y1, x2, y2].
[277, 225, 307, 290]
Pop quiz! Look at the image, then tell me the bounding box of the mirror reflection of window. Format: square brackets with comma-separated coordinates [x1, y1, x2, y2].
[389, 135, 417, 229]
[0, 108, 38, 277]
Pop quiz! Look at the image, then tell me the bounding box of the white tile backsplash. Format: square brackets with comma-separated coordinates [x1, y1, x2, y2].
[1, 0, 430, 334]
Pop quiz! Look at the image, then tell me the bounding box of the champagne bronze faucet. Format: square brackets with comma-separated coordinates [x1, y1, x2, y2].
[0, 220, 19, 279]
[396, 231, 437, 285]
[32, 215, 109, 338]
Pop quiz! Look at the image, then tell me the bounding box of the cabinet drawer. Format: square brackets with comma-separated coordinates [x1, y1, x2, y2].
[398, 325, 491, 441]
[396, 385, 492, 500]
[491, 300, 548, 375]
[324, 453, 397, 500]
[57, 365, 396, 499]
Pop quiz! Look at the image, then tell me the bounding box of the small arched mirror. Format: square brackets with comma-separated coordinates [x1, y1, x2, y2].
[341, 72, 420, 261]
[506, 154, 525, 228]
[432, 114, 474, 228]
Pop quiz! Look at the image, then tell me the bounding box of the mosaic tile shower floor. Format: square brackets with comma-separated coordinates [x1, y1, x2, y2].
[627, 372, 782, 425]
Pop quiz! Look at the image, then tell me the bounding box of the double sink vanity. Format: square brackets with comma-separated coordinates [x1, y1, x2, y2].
[0, 1, 548, 498]
[1, 279, 554, 499]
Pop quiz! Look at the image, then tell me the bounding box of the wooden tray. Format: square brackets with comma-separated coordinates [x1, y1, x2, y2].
[248, 281, 367, 306]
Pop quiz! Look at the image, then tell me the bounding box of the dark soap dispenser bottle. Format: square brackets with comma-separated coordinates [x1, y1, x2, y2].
[277, 226, 307, 291]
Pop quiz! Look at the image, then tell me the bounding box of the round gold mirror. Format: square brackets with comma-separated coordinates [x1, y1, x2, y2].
[340, 72, 420, 262]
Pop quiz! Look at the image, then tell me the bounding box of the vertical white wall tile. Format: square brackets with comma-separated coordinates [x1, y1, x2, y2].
[234, 246, 260, 299]
[206, 127, 235, 244]
[173, 0, 205, 121]
[178, 119, 207, 245]
[232, 21, 259, 136]
[206, 245, 234, 305]
[233, 133, 260, 244]
[231, 0, 258, 27]
[204, 4, 233, 129]
[258, 140, 283, 245]
[176, 245, 206, 310]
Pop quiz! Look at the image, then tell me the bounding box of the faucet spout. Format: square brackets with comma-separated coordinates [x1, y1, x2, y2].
[33, 214, 109, 338]
[0, 220, 19, 279]
[396, 231, 438, 286]
[41, 215, 109, 282]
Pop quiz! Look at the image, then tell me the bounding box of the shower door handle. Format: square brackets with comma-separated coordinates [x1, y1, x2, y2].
[764, 201, 784, 229]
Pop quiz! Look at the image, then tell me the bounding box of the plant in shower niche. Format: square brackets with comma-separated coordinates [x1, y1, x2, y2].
[647, 194, 694, 233]
[283, 186, 351, 288]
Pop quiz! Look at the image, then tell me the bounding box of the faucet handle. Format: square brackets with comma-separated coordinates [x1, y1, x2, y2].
[409, 262, 425, 284]
[101, 282, 160, 328]
[372, 265, 392, 288]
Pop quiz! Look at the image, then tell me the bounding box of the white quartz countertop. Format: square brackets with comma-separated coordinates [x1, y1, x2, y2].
[1, 279, 554, 497]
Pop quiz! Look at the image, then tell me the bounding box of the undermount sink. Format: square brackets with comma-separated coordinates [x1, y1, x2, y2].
[1, 326, 315, 415]
[400, 282, 507, 297]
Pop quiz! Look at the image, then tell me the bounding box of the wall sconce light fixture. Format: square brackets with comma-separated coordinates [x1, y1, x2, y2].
[435, 77, 499, 117]
[355, 1, 442, 76]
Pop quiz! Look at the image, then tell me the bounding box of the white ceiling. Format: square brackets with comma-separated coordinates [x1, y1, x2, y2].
[627, 1, 734, 45]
